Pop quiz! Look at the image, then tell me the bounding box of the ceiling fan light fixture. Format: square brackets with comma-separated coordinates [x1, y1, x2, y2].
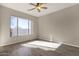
[36, 6, 41, 10]
[28, 3, 48, 12]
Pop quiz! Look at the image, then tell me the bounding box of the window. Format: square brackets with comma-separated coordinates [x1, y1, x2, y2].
[10, 16, 17, 37]
[10, 16, 32, 37]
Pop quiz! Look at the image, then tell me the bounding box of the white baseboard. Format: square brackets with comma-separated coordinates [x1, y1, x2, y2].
[63, 42, 79, 48]
[38, 37, 79, 48]
[0, 39, 35, 46]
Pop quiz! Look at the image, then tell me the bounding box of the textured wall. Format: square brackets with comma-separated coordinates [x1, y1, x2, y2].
[38, 5, 79, 47]
[0, 6, 1, 45]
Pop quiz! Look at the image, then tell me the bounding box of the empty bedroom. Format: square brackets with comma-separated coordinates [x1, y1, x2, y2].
[0, 3, 79, 56]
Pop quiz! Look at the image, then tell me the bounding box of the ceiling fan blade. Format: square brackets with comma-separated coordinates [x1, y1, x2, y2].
[30, 3, 36, 6]
[41, 7, 47, 9]
[37, 9, 41, 12]
[28, 8, 35, 11]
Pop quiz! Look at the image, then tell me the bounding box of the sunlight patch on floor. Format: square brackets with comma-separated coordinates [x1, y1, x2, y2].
[21, 41, 62, 51]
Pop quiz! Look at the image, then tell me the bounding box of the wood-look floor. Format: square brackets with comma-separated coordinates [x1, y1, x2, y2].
[0, 40, 79, 56]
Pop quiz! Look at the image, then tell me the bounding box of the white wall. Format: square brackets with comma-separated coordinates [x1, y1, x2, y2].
[38, 5, 79, 47]
[0, 6, 1, 45]
[0, 6, 38, 46]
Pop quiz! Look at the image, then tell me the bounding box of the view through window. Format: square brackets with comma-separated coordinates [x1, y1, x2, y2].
[10, 16, 32, 37]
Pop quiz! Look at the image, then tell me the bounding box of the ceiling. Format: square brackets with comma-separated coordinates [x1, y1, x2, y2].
[0, 3, 78, 17]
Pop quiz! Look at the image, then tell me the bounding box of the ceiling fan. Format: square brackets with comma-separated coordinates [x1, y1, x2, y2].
[28, 3, 48, 12]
